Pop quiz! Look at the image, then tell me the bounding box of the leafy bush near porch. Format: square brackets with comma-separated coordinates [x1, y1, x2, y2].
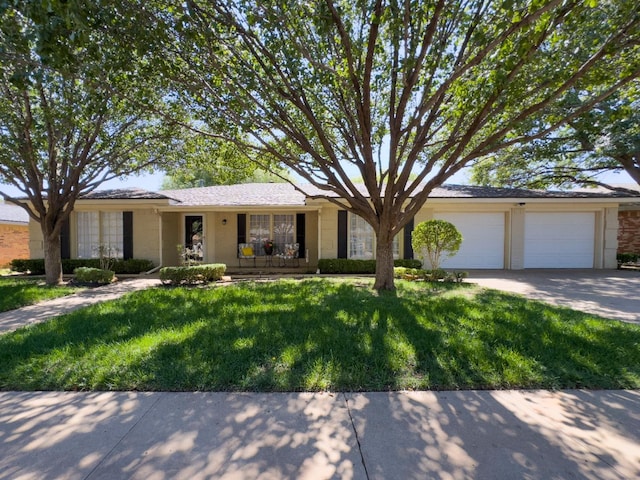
[318, 258, 422, 274]
[10, 258, 154, 275]
[73, 267, 115, 284]
[160, 264, 226, 285]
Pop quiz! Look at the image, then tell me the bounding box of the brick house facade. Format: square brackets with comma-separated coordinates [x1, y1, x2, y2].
[0, 204, 30, 267]
[618, 208, 640, 254]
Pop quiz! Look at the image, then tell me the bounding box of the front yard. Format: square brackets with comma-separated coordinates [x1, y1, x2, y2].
[1, 278, 638, 391]
[0, 277, 81, 313]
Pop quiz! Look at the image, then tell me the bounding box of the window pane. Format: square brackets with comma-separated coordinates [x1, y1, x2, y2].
[77, 212, 99, 258]
[349, 214, 374, 259]
[273, 214, 294, 251]
[249, 214, 270, 256]
[100, 212, 124, 258]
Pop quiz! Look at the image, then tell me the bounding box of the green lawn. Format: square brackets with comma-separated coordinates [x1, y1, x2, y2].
[0, 277, 81, 313]
[1, 278, 638, 391]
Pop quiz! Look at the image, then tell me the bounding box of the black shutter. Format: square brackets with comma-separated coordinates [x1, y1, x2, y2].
[337, 210, 347, 259]
[123, 211, 133, 260]
[296, 213, 305, 256]
[404, 217, 414, 259]
[237, 214, 246, 256]
[60, 218, 70, 259]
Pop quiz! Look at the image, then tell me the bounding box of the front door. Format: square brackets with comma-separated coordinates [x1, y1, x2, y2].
[185, 215, 204, 262]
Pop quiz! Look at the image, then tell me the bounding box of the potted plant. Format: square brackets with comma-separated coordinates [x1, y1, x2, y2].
[263, 239, 274, 255]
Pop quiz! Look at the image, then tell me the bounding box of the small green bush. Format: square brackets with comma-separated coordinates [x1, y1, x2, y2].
[159, 264, 226, 285]
[393, 259, 422, 269]
[318, 259, 377, 274]
[617, 253, 639, 265]
[11, 258, 155, 275]
[73, 267, 115, 284]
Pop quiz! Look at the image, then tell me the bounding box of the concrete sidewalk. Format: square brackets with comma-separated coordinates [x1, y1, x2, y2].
[0, 277, 161, 334]
[0, 390, 638, 479]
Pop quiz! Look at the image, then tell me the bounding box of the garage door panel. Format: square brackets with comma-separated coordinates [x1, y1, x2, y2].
[434, 213, 504, 269]
[524, 213, 595, 268]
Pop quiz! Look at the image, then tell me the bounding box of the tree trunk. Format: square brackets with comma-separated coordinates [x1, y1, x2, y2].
[373, 236, 396, 291]
[43, 230, 63, 286]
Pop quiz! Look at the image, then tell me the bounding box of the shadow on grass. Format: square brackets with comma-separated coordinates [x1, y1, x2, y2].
[0, 279, 639, 391]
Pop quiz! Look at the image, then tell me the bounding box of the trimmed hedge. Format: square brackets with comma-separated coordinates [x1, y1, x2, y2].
[318, 258, 423, 274]
[10, 258, 155, 275]
[73, 267, 115, 284]
[160, 264, 226, 285]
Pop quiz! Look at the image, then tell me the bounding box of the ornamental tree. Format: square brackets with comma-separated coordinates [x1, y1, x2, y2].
[411, 220, 463, 271]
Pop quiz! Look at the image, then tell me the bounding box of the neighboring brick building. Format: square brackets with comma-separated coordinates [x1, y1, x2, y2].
[618, 207, 640, 254]
[0, 203, 30, 268]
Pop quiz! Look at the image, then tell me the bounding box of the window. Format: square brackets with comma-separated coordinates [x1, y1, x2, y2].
[248, 214, 295, 255]
[348, 213, 400, 260]
[77, 212, 99, 258]
[274, 214, 294, 247]
[77, 211, 124, 259]
[349, 214, 374, 259]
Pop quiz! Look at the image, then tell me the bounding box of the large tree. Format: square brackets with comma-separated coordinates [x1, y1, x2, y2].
[0, 2, 189, 284]
[471, 81, 640, 190]
[140, 1, 640, 289]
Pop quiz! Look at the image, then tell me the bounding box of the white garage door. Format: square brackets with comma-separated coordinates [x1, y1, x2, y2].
[434, 213, 505, 269]
[524, 212, 595, 268]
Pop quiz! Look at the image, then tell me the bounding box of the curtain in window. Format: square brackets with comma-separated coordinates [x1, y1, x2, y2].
[273, 214, 294, 250]
[249, 214, 270, 255]
[101, 212, 124, 258]
[349, 215, 374, 259]
[77, 212, 99, 258]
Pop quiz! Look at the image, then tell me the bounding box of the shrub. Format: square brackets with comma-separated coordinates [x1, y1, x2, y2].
[318, 259, 376, 274]
[159, 264, 226, 285]
[393, 259, 422, 269]
[412, 220, 462, 270]
[617, 253, 639, 265]
[10, 259, 46, 275]
[11, 258, 155, 275]
[318, 258, 423, 274]
[73, 267, 115, 284]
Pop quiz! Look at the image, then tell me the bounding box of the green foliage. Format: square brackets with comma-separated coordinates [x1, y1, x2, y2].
[1, 279, 639, 391]
[393, 267, 468, 283]
[617, 253, 640, 265]
[318, 259, 420, 274]
[10, 258, 154, 275]
[412, 221, 463, 270]
[73, 267, 115, 284]
[159, 264, 226, 285]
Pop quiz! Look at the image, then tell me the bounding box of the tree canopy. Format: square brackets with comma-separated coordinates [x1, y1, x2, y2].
[471, 80, 640, 191]
[156, 0, 639, 289]
[0, 1, 189, 284]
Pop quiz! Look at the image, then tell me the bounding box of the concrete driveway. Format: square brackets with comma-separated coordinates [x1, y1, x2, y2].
[469, 269, 640, 324]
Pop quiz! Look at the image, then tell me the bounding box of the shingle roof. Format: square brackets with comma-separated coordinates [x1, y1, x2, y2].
[77, 182, 640, 207]
[0, 203, 29, 224]
[80, 188, 173, 200]
[160, 183, 306, 206]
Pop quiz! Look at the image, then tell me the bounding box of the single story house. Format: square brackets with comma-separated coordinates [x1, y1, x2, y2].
[26, 183, 640, 271]
[0, 203, 30, 268]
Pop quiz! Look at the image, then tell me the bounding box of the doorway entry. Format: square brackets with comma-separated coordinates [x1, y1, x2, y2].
[185, 215, 204, 262]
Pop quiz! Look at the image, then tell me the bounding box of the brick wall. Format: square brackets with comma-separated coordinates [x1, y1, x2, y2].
[0, 224, 30, 267]
[618, 210, 640, 254]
